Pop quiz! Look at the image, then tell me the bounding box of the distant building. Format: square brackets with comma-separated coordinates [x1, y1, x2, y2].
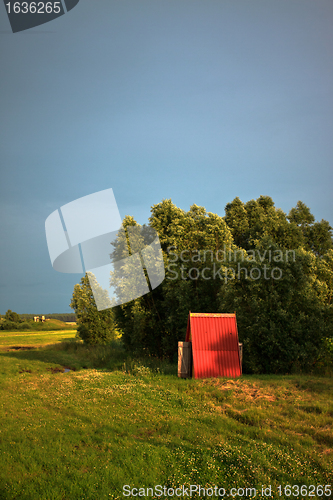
[33, 316, 46, 322]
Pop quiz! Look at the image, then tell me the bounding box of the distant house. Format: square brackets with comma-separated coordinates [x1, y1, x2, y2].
[33, 316, 45, 322]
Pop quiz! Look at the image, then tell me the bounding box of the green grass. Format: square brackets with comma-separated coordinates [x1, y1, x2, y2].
[0, 333, 332, 500]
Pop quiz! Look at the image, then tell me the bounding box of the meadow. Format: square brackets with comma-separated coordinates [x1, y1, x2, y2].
[0, 330, 77, 348]
[0, 329, 332, 500]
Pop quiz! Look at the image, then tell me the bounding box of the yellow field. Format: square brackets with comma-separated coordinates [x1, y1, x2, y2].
[0, 330, 77, 348]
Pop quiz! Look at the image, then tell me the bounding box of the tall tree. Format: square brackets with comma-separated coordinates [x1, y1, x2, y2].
[287, 201, 333, 256]
[225, 195, 304, 250]
[72, 196, 332, 373]
[112, 201, 234, 359]
[70, 274, 117, 345]
[110, 216, 165, 356]
[5, 310, 21, 323]
[218, 240, 332, 373]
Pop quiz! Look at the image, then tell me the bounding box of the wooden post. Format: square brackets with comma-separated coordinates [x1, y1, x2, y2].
[239, 343, 243, 370]
[178, 341, 192, 378]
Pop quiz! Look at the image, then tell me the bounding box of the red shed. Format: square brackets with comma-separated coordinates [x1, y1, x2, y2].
[185, 312, 242, 378]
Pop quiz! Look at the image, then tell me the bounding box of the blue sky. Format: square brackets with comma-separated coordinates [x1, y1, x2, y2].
[0, 0, 332, 314]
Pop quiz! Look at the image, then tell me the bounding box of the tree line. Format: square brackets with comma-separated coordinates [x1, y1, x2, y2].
[70, 196, 333, 374]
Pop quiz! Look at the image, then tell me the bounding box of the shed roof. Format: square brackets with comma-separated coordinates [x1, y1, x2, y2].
[185, 312, 241, 379]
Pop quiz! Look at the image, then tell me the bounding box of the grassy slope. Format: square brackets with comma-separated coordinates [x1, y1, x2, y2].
[0, 335, 332, 500]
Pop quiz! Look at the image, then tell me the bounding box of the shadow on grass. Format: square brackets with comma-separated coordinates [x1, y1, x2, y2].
[0, 340, 126, 372]
[292, 377, 333, 394]
[0, 340, 177, 375]
[2, 337, 76, 348]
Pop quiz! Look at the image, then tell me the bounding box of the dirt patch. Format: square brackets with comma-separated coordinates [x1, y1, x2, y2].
[7, 346, 36, 350]
[47, 366, 75, 373]
[47, 367, 64, 373]
[200, 378, 276, 402]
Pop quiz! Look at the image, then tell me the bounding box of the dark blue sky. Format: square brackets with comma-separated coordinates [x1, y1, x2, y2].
[1, 0, 332, 313]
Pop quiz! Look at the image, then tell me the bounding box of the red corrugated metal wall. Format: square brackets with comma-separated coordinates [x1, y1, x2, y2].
[185, 313, 241, 378]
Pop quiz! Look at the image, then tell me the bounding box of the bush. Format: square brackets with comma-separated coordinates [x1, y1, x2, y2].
[1, 320, 19, 331]
[4, 310, 21, 323]
[315, 337, 333, 376]
[19, 322, 32, 330]
[76, 321, 115, 346]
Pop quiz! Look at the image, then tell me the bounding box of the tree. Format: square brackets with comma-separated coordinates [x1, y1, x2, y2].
[288, 200, 315, 227]
[222, 197, 333, 373]
[70, 274, 117, 345]
[109, 215, 165, 357]
[288, 201, 333, 256]
[112, 201, 234, 359]
[104, 196, 333, 372]
[0, 310, 23, 330]
[218, 240, 332, 373]
[225, 196, 304, 250]
[5, 309, 21, 323]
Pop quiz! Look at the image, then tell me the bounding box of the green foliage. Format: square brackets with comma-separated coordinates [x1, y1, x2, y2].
[288, 200, 315, 227]
[1, 320, 20, 331]
[218, 241, 332, 373]
[17, 321, 32, 330]
[220, 197, 332, 373]
[287, 201, 333, 256]
[315, 336, 333, 376]
[70, 274, 117, 345]
[4, 309, 21, 323]
[46, 313, 76, 322]
[225, 196, 303, 250]
[77, 196, 332, 374]
[0, 310, 29, 330]
[113, 201, 234, 359]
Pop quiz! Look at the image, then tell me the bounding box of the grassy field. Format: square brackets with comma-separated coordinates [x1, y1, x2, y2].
[0, 332, 332, 500]
[0, 330, 77, 348]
